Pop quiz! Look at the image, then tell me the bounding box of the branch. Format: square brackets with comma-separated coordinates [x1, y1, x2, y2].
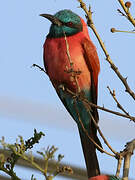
[117, 8, 128, 18]
[86, 108, 118, 155]
[0, 165, 21, 180]
[65, 87, 135, 122]
[63, 32, 116, 157]
[77, 0, 135, 100]
[63, 32, 81, 93]
[0, 130, 45, 179]
[0, 131, 73, 180]
[32, 64, 47, 74]
[117, 0, 135, 27]
[107, 86, 131, 117]
[33, 62, 135, 123]
[110, 27, 135, 34]
[73, 98, 115, 157]
[116, 155, 123, 177]
[121, 139, 135, 180]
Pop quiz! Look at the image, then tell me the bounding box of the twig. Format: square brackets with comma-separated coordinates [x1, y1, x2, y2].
[77, 0, 135, 101]
[81, 100, 118, 155]
[116, 155, 123, 177]
[63, 32, 81, 93]
[87, 110, 117, 155]
[19, 154, 45, 174]
[122, 154, 131, 180]
[63, 33, 73, 68]
[107, 86, 131, 117]
[73, 98, 115, 157]
[121, 139, 135, 180]
[111, 27, 135, 34]
[32, 64, 47, 74]
[117, 0, 135, 27]
[0, 166, 21, 180]
[63, 32, 116, 157]
[64, 87, 135, 122]
[117, 9, 127, 18]
[32, 63, 135, 123]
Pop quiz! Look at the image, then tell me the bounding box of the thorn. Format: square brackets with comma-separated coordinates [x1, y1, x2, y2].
[88, 5, 91, 12]
[31, 64, 36, 68]
[113, 89, 116, 96]
[117, 9, 127, 17]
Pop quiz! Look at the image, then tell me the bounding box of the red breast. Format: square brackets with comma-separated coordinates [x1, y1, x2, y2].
[44, 18, 97, 92]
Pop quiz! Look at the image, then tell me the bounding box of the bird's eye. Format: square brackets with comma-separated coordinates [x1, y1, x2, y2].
[66, 22, 73, 27]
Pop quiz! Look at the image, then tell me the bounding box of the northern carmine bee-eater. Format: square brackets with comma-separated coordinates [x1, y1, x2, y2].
[40, 9, 102, 178]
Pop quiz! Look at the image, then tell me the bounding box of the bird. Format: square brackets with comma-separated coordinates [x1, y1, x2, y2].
[89, 175, 121, 180]
[40, 9, 102, 178]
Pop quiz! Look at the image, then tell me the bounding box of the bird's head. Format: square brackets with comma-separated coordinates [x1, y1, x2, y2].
[40, 9, 83, 38]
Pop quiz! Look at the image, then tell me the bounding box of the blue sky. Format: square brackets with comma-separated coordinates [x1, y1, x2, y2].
[0, 0, 135, 179]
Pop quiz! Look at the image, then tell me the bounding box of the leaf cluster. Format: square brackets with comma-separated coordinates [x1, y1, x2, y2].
[0, 129, 72, 180]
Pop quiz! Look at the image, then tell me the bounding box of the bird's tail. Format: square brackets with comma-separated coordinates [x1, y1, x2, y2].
[78, 128, 100, 178]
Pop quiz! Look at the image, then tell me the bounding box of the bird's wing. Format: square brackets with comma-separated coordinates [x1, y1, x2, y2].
[81, 37, 100, 123]
[81, 37, 100, 100]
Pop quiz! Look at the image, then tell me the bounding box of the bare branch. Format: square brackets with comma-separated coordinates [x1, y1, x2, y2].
[117, 0, 135, 27]
[77, 0, 135, 100]
[32, 62, 135, 122]
[86, 108, 118, 155]
[121, 139, 135, 180]
[117, 9, 127, 18]
[63, 32, 116, 157]
[73, 98, 115, 157]
[63, 32, 81, 93]
[110, 27, 135, 34]
[32, 64, 47, 74]
[65, 87, 135, 122]
[107, 86, 131, 117]
[116, 155, 123, 177]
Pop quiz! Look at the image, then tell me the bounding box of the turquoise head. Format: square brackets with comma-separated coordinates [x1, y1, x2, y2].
[40, 9, 83, 38]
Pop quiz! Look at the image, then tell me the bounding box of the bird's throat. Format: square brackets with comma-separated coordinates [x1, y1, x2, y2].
[47, 24, 82, 38]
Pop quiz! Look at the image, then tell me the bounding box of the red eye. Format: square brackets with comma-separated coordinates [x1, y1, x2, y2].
[66, 22, 73, 27]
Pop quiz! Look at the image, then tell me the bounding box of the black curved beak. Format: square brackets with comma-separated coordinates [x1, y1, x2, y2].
[40, 14, 62, 26]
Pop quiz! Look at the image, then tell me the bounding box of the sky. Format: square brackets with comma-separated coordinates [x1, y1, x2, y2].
[0, 0, 135, 179]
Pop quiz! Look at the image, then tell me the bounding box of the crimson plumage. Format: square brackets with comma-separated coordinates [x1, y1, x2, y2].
[44, 17, 100, 93]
